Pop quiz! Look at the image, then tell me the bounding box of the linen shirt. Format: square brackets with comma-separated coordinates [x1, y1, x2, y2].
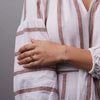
[14, 0, 100, 100]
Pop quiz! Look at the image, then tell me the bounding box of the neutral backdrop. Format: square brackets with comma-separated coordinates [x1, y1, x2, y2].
[0, 0, 24, 100]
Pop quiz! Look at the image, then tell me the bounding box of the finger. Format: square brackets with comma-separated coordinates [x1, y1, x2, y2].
[30, 38, 36, 43]
[18, 54, 39, 65]
[18, 56, 35, 65]
[17, 50, 37, 60]
[23, 60, 40, 68]
[18, 44, 36, 53]
[31, 38, 41, 44]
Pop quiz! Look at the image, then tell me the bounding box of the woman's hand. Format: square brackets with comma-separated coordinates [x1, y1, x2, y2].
[17, 38, 66, 68]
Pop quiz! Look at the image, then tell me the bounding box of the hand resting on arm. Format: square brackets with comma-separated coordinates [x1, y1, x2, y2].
[17, 38, 93, 72]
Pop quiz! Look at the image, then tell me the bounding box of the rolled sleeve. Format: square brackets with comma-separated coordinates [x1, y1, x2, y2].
[88, 46, 100, 79]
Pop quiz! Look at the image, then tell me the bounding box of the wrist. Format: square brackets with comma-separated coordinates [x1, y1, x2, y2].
[58, 45, 70, 63]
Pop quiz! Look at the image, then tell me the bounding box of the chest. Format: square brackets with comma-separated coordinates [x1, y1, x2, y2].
[46, 0, 100, 48]
[82, 0, 93, 11]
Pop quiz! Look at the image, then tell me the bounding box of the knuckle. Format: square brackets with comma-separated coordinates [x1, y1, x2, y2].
[19, 48, 22, 52]
[18, 55, 21, 59]
[26, 59, 29, 62]
[29, 63, 33, 66]
[24, 45, 28, 49]
[33, 55, 37, 59]
[22, 59, 25, 62]
[20, 60, 23, 64]
[32, 50, 35, 54]
[23, 52, 27, 57]
[32, 44, 36, 47]
[37, 49, 41, 53]
[35, 55, 40, 60]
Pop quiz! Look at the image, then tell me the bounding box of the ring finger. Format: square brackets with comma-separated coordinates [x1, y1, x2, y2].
[18, 56, 36, 65]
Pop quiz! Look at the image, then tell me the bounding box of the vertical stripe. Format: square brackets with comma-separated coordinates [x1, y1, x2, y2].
[73, 0, 92, 100]
[89, 0, 100, 48]
[37, 0, 42, 18]
[94, 78, 100, 100]
[73, 0, 84, 49]
[24, 0, 26, 21]
[73, 0, 100, 99]
[57, 0, 65, 45]
[89, 0, 100, 100]
[61, 73, 67, 100]
[57, 1, 65, 98]
[86, 74, 91, 100]
[44, 0, 48, 26]
[86, 1, 99, 99]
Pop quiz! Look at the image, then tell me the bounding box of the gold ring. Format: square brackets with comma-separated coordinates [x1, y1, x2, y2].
[29, 56, 34, 61]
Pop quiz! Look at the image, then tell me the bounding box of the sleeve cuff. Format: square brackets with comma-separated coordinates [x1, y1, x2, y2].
[87, 46, 100, 79]
[88, 48, 95, 74]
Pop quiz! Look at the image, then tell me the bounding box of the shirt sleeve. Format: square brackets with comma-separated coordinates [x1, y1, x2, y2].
[15, 0, 49, 54]
[16, 0, 46, 33]
[88, 46, 100, 79]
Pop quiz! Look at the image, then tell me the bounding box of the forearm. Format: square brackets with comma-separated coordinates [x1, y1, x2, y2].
[61, 45, 93, 71]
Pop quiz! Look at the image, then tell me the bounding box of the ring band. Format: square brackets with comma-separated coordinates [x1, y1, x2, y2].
[29, 56, 34, 61]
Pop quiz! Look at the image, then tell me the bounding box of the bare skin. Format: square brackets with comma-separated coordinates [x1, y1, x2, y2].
[17, 0, 93, 72]
[82, 0, 93, 11]
[17, 39, 66, 67]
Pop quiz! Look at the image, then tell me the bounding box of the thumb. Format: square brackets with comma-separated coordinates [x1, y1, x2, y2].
[30, 38, 35, 43]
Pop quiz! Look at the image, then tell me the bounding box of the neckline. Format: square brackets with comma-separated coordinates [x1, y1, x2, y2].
[81, 0, 95, 13]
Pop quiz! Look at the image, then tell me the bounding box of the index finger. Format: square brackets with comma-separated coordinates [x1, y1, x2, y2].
[18, 44, 36, 53]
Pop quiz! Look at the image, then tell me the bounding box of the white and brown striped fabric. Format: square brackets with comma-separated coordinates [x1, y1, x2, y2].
[14, 0, 58, 100]
[14, 0, 100, 100]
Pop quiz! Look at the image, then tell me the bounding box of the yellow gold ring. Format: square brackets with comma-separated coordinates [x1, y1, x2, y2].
[29, 56, 34, 61]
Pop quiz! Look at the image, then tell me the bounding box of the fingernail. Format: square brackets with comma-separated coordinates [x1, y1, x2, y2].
[17, 57, 19, 60]
[17, 52, 21, 56]
[18, 62, 21, 64]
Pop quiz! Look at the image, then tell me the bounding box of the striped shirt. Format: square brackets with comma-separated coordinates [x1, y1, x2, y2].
[14, 0, 100, 100]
